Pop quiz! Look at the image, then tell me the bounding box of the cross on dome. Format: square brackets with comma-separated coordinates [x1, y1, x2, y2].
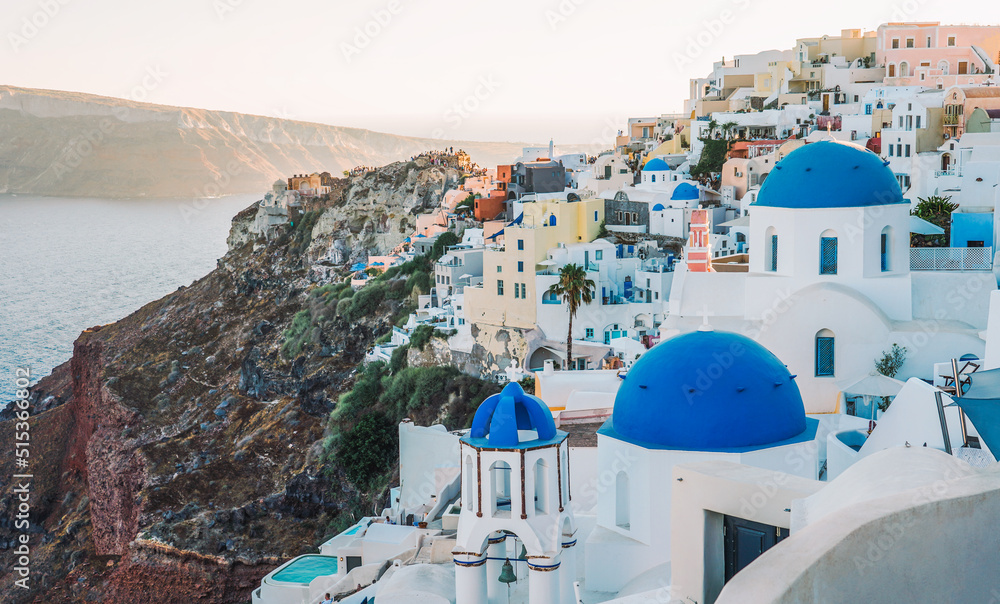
[696, 305, 715, 332]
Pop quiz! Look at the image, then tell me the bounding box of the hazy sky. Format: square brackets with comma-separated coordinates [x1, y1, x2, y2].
[2, 0, 991, 143]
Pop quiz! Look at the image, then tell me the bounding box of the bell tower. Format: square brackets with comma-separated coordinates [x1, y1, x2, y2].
[454, 382, 577, 604]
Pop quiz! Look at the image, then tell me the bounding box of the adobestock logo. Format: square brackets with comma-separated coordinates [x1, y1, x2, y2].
[429, 75, 501, 139]
[340, 1, 403, 63]
[8, 0, 72, 54]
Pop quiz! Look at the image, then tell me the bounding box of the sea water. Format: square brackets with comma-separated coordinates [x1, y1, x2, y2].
[0, 194, 259, 405]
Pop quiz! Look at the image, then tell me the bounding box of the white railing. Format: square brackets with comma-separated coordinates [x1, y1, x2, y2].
[910, 247, 993, 271]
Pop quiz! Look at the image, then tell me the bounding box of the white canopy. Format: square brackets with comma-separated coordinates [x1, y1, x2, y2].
[719, 216, 751, 228]
[910, 216, 945, 235]
[840, 374, 905, 397]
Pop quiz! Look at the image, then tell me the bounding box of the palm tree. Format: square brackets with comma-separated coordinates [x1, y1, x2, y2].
[706, 118, 719, 139]
[721, 121, 739, 140]
[546, 264, 595, 370]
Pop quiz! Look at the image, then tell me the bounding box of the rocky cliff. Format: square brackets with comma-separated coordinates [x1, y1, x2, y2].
[305, 157, 463, 263]
[0, 85, 535, 198]
[0, 159, 487, 603]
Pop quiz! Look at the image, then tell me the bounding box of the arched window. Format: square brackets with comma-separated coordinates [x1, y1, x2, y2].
[815, 329, 835, 377]
[881, 226, 892, 272]
[490, 460, 512, 517]
[615, 471, 630, 529]
[548, 214, 557, 226]
[533, 459, 548, 514]
[899, 61, 910, 78]
[820, 230, 838, 275]
[765, 226, 778, 272]
[465, 455, 475, 511]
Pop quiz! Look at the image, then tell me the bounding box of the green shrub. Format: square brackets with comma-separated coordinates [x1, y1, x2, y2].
[347, 283, 387, 320]
[389, 344, 409, 374]
[289, 210, 322, 254]
[455, 194, 475, 214]
[336, 297, 353, 317]
[393, 255, 432, 277]
[335, 412, 398, 485]
[281, 310, 312, 359]
[385, 278, 411, 300]
[690, 138, 732, 182]
[334, 361, 387, 421]
[313, 283, 348, 306]
[911, 195, 958, 247]
[409, 324, 435, 351]
[383, 365, 460, 416]
[405, 271, 431, 296]
[430, 231, 460, 261]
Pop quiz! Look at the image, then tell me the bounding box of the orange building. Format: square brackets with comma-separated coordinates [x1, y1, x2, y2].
[943, 86, 1000, 138]
[287, 172, 332, 196]
[474, 190, 506, 221]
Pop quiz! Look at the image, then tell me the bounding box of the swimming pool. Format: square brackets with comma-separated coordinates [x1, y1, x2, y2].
[271, 555, 339, 584]
[344, 523, 364, 536]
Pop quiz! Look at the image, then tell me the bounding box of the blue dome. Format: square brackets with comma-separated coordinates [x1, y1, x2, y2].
[753, 141, 904, 209]
[652, 203, 665, 211]
[468, 382, 557, 448]
[671, 182, 699, 201]
[644, 158, 671, 172]
[602, 329, 808, 451]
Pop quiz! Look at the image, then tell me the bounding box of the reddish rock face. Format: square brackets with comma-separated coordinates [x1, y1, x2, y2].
[0, 238, 338, 603]
[71, 336, 147, 557]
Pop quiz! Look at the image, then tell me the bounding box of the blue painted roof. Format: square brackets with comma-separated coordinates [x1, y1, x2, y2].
[464, 382, 560, 448]
[671, 182, 699, 201]
[601, 329, 808, 451]
[644, 158, 671, 172]
[652, 203, 665, 211]
[753, 141, 904, 209]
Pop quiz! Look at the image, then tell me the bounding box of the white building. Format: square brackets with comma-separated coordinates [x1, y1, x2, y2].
[666, 140, 996, 413]
[534, 239, 673, 361]
[583, 325, 820, 593]
[454, 382, 577, 604]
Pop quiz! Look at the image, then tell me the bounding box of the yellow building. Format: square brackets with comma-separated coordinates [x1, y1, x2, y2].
[464, 195, 605, 330]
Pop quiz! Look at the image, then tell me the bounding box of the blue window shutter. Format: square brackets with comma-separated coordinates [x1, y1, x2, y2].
[820, 237, 838, 274]
[880, 233, 888, 271]
[816, 337, 835, 376]
[770, 235, 778, 271]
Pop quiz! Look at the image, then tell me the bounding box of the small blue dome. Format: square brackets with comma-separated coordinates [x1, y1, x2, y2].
[652, 203, 665, 211]
[644, 158, 671, 172]
[671, 182, 699, 201]
[602, 329, 807, 451]
[753, 141, 904, 209]
[468, 382, 556, 448]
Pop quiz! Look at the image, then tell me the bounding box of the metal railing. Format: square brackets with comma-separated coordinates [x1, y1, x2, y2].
[910, 247, 993, 271]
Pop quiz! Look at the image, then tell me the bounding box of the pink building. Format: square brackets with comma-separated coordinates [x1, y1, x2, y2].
[876, 22, 1000, 88]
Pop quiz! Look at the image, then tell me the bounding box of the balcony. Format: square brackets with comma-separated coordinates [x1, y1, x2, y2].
[910, 247, 993, 271]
